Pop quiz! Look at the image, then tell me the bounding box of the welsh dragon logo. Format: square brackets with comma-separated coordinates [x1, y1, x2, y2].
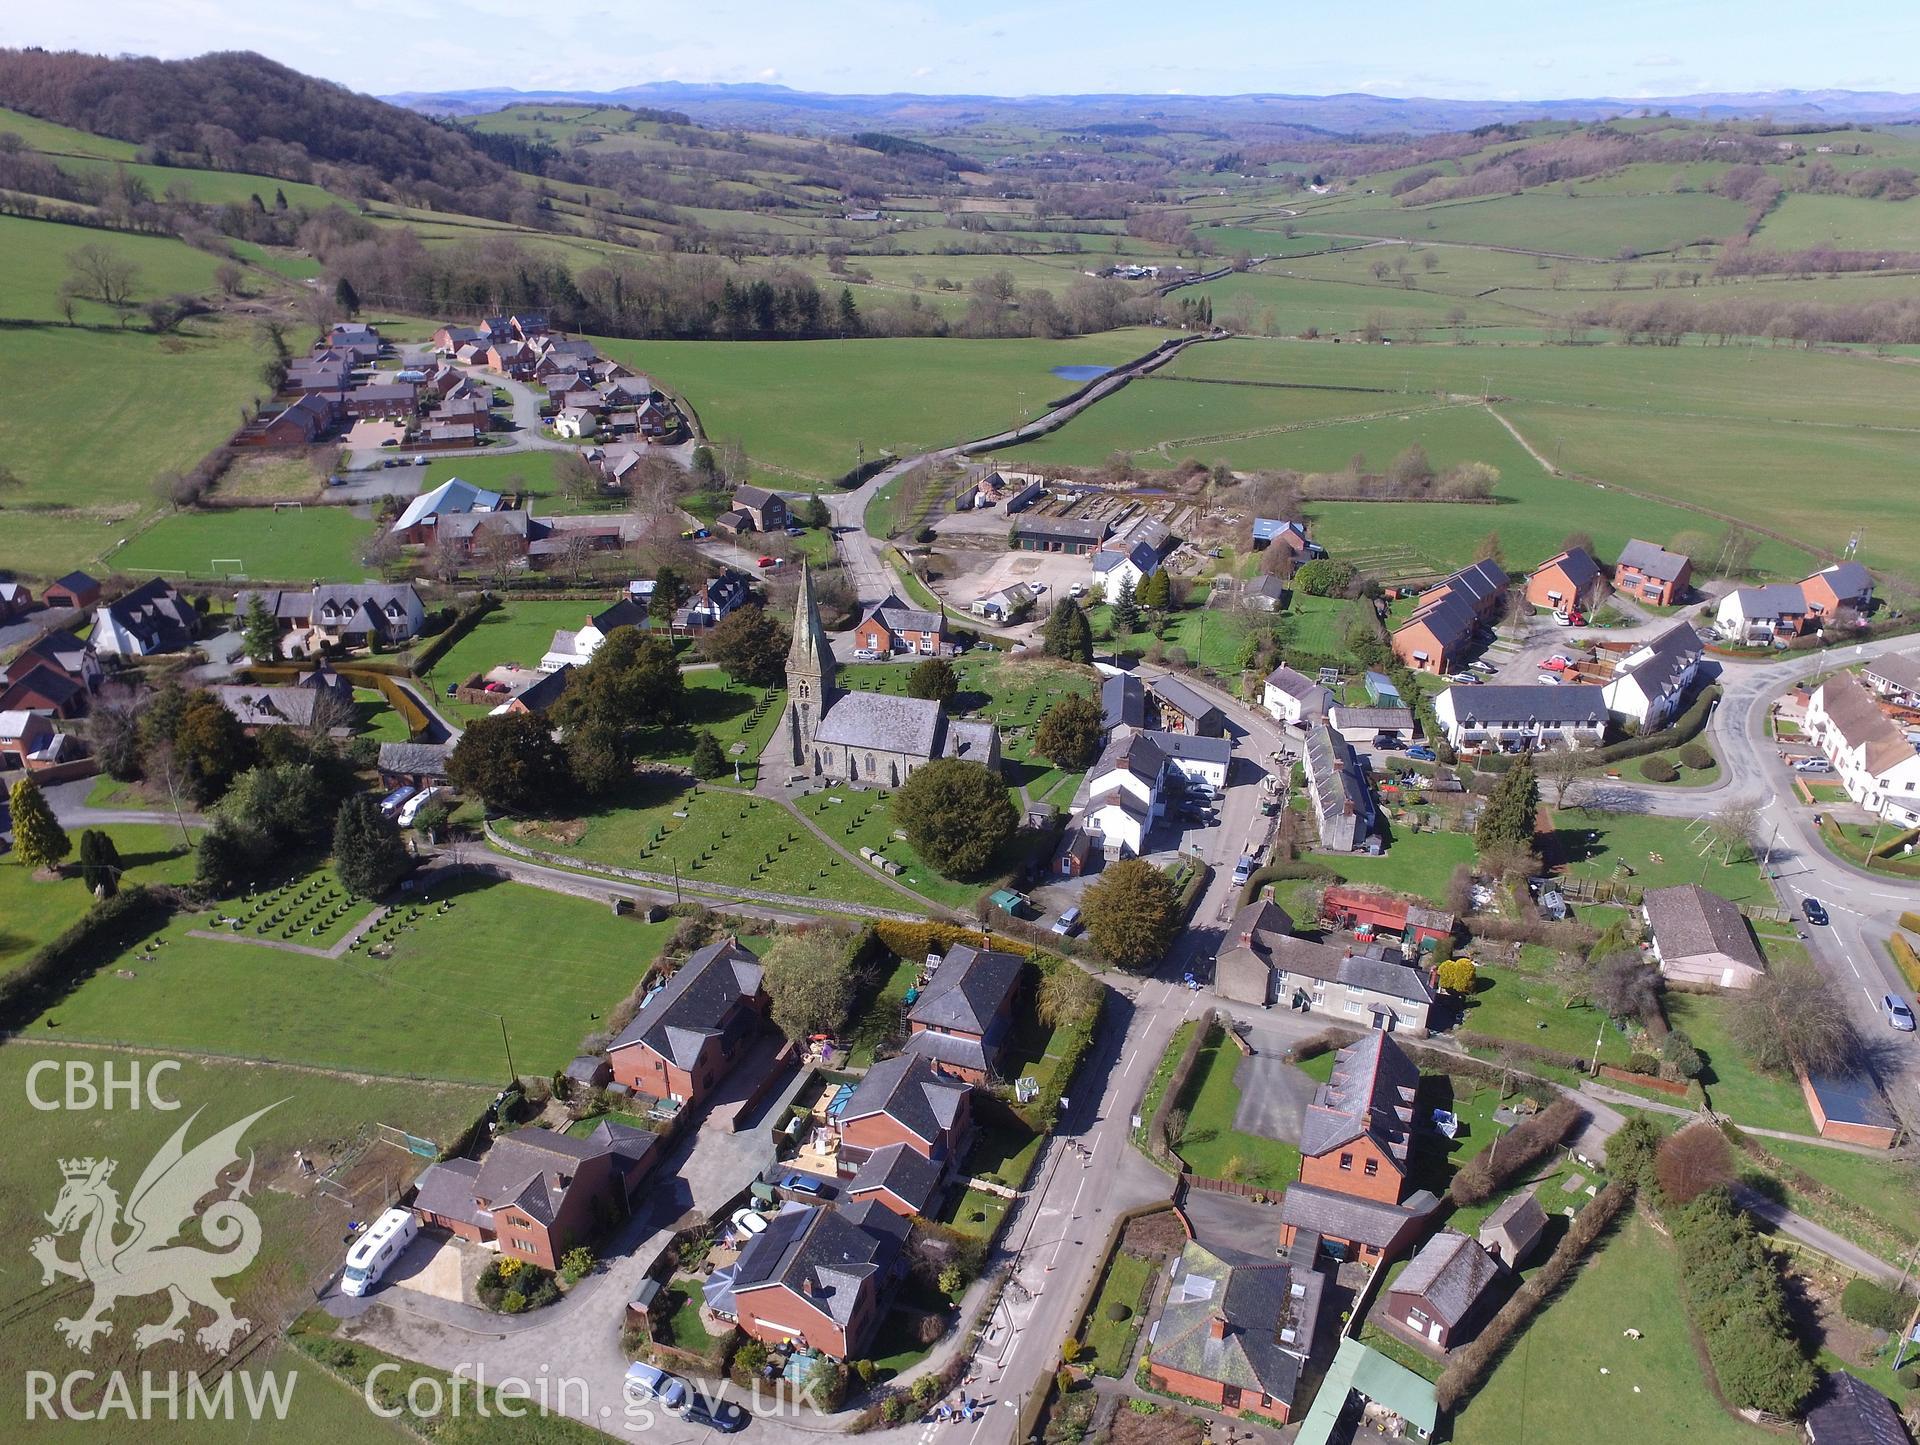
[30, 1103, 277, 1354]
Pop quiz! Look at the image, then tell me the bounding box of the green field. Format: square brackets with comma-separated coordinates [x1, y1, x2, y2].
[596, 330, 1165, 482]
[1310, 829, 1478, 906]
[1458, 944, 1636, 1067]
[1666, 993, 1813, 1133]
[1553, 812, 1768, 906]
[0, 104, 140, 158]
[40, 873, 678, 1084]
[1449, 1215, 1768, 1443]
[1757, 192, 1920, 251]
[1170, 1034, 1302, 1187]
[0, 823, 199, 979]
[110, 504, 375, 584]
[0, 214, 229, 324]
[1295, 190, 1750, 259]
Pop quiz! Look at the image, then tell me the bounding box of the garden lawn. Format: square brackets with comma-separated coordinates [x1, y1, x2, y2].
[969, 1121, 1045, 1190]
[1554, 811, 1769, 905]
[846, 954, 917, 1068]
[416, 600, 597, 696]
[1448, 1215, 1770, 1444]
[111, 506, 374, 584]
[1079, 1250, 1157, 1376]
[1665, 993, 1813, 1133]
[660, 1280, 716, 1352]
[1458, 945, 1636, 1067]
[1171, 1034, 1301, 1188]
[796, 785, 979, 909]
[1311, 830, 1477, 907]
[1751, 1138, 1920, 1245]
[941, 1184, 1011, 1242]
[41, 874, 679, 1084]
[354, 688, 415, 742]
[522, 777, 911, 910]
[1085, 601, 1251, 676]
[0, 823, 198, 980]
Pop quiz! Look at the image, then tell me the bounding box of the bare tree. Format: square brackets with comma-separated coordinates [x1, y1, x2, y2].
[424, 527, 463, 584]
[474, 526, 523, 591]
[66, 243, 140, 308]
[1656, 1124, 1735, 1204]
[558, 530, 596, 585]
[304, 684, 357, 741]
[1541, 747, 1584, 806]
[215, 262, 245, 297]
[1705, 803, 1760, 865]
[1728, 961, 1858, 1074]
[1591, 952, 1661, 1024]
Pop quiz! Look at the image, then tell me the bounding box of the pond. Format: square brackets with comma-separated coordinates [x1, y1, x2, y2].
[1049, 364, 1113, 382]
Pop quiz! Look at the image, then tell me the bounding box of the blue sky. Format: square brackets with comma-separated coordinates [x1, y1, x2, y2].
[14, 1, 1918, 99]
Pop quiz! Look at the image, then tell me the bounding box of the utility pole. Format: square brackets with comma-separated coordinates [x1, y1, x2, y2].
[498, 1015, 516, 1082]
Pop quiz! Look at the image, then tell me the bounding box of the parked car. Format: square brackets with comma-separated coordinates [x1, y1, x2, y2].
[1885, 995, 1916, 1032]
[1552, 611, 1572, 627]
[1406, 745, 1437, 762]
[1793, 757, 1833, 774]
[445, 681, 459, 697]
[1802, 897, 1829, 926]
[624, 1364, 688, 1410]
[1231, 855, 1256, 887]
[1543, 655, 1571, 671]
[756, 556, 776, 568]
[1373, 734, 1403, 750]
[1448, 672, 1478, 685]
[412, 455, 428, 466]
[1031, 584, 1048, 595]
[1051, 906, 1082, 937]
[731, 1208, 769, 1236]
[853, 648, 881, 661]
[681, 1394, 749, 1433]
[1469, 660, 1498, 675]
[786, 526, 805, 537]
[1069, 582, 1086, 599]
[1536, 674, 1561, 686]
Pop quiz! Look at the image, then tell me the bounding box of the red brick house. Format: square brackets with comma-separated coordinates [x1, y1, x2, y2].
[714, 1200, 908, 1360]
[835, 1050, 973, 1175]
[0, 709, 56, 769]
[42, 573, 102, 611]
[1380, 1231, 1504, 1353]
[1391, 560, 1507, 675]
[234, 391, 340, 447]
[1614, 540, 1691, 607]
[408, 1121, 658, 1271]
[0, 581, 33, 622]
[1523, 547, 1603, 614]
[341, 382, 421, 420]
[902, 944, 1023, 1083]
[843, 1143, 943, 1218]
[854, 595, 953, 657]
[732, 485, 790, 534]
[0, 663, 90, 718]
[1146, 1240, 1325, 1421]
[606, 938, 767, 1107]
[487, 341, 537, 379]
[1800, 562, 1874, 623]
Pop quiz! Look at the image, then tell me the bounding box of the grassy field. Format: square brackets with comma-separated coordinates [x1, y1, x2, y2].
[1078, 1250, 1156, 1376]
[0, 1044, 486, 1426]
[110, 505, 375, 584]
[1296, 190, 1751, 259]
[1458, 944, 1636, 1067]
[1666, 993, 1813, 1133]
[418, 600, 606, 699]
[595, 331, 1164, 482]
[41, 872, 679, 1084]
[515, 777, 911, 910]
[1310, 830, 1478, 906]
[0, 213, 229, 324]
[0, 320, 265, 574]
[1449, 1214, 1769, 1443]
[1170, 1033, 1301, 1187]
[1751, 1137, 1920, 1246]
[796, 785, 978, 910]
[1553, 811, 1769, 905]
[0, 823, 199, 979]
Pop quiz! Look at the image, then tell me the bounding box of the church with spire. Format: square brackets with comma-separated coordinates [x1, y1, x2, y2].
[768, 563, 1001, 786]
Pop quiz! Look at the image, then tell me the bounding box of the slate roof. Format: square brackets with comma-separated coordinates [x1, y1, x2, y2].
[607, 938, 763, 1069]
[1151, 675, 1220, 723]
[846, 1142, 942, 1215]
[1329, 705, 1415, 732]
[1013, 514, 1108, 542]
[513, 664, 574, 714]
[734, 484, 785, 512]
[814, 690, 943, 757]
[1808, 561, 1874, 599]
[731, 1199, 908, 1329]
[1478, 1189, 1548, 1263]
[840, 1050, 968, 1146]
[1804, 1069, 1899, 1131]
[1091, 728, 1167, 789]
[1441, 684, 1608, 727]
[1390, 1230, 1503, 1327]
[49, 571, 100, 598]
[378, 741, 451, 779]
[1803, 1372, 1908, 1445]
[471, 1128, 609, 1226]
[1303, 724, 1372, 851]
[1727, 582, 1809, 620]
[941, 718, 998, 763]
[1865, 651, 1920, 696]
[212, 685, 320, 729]
[411, 1156, 485, 1228]
[97, 578, 196, 655]
[1101, 673, 1148, 731]
[1213, 899, 1297, 1004]
[1264, 663, 1325, 703]
[1816, 671, 1920, 778]
[910, 944, 1023, 1036]
[1643, 884, 1765, 971]
[1245, 575, 1289, 603]
[0, 663, 84, 711]
[1534, 547, 1601, 591]
[865, 593, 944, 636]
[1153, 730, 1232, 768]
[1278, 1182, 1438, 1249]
[8, 628, 93, 681]
[1149, 1240, 1322, 1407]
[1609, 621, 1703, 698]
[1298, 1032, 1419, 1167]
[392, 478, 502, 532]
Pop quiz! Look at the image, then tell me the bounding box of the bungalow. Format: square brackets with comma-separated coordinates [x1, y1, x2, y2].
[541, 598, 650, 671]
[606, 937, 767, 1107]
[732, 485, 790, 534]
[1614, 539, 1691, 607]
[1012, 515, 1108, 555]
[1262, 664, 1333, 728]
[1149, 675, 1223, 737]
[1642, 883, 1766, 989]
[1477, 1189, 1548, 1267]
[423, 420, 485, 447]
[1380, 1231, 1504, 1353]
[1146, 1239, 1326, 1422]
[1523, 547, 1604, 615]
[505, 665, 573, 716]
[408, 1121, 657, 1272]
[1600, 621, 1704, 731]
[1392, 560, 1507, 675]
[1433, 684, 1608, 754]
[1862, 650, 1920, 707]
[721, 1200, 908, 1361]
[210, 685, 325, 734]
[92, 578, 197, 657]
[834, 1050, 972, 1175]
[377, 741, 450, 789]
[903, 943, 1023, 1083]
[389, 478, 504, 542]
[42, 572, 101, 611]
[1328, 705, 1416, 746]
[1092, 541, 1159, 604]
[971, 583, 1035, 623]
[1806, 671, 1920, 824]
[854, 596, 952, 657]
[1303, 725, 1375, 853]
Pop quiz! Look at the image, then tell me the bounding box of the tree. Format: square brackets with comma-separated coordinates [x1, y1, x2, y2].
[1082, 858, 1181, 970]
[214, 262, 244, 297]
[1032, 693, 1103, 771]
[1041, 599, 1093, 665]
[892, 759, 1017, 878]
[556, 628, 686, 737]
[907, 658, 958, 704]
[240, 595, 281, 663]
[332, 276, 359, 317]
[9, 777, 69, 870]
[1135, 569, 1173, 611]
[1705, 803, 1759, 865]
[761, 931, 856, 1044]
[1111, 575, 1140, 634]
[690, 730, 727, 779]
[1291, 559, 1355, 597]
[1728, 960, 1858, 1074]
[800, 496, 831, 530]
[1385, 445, 1434, 489]
[1474, 756, 1539, 855]
[221, 762, 332, 846]
[449, 711, 571, 815]
[555, 450, 602, 504]
[1605, 1113, 1664, 1189]
[1591, 952, 1660, 1024]
[1037, 966, 1103, 1029]
[1657, 1124, 1735, 1204]
[77, 829, 121, 897]
[92, 697, 145, 781]
[1435, 957, 1478, 994]
[1541, 747, 1583, 806]
[194, 818, 253, 893]
[1662, 1028, 1705, 1079]
[648, 565, 690, 624]
[169, 692, 254, 804]
[332, 794, 410, 899]
[705, 605, 790, 687]
[66, 242, 139, 308]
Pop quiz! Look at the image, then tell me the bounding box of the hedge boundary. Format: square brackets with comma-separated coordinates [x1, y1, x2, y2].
[1238, 859, 1340, 910]
[1146, 1009, 1219, 1165]
[1888, 932, 1920, 993]
[0, 886, 171, 1030]
[406, 593, 500, 677]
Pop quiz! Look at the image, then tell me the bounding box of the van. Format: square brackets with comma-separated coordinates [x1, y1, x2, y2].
[340, 1208, 418, 1297]
[398, 787, 440, 828]
[624, 1363, 688, 1410]
[379, 785, 417, 818]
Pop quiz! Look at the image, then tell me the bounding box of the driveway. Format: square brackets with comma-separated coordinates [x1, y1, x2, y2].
[384, 1231, 486, 1305]
[1182, 1187, 1285, 1262]
[1230, 1050, 1315, 1145]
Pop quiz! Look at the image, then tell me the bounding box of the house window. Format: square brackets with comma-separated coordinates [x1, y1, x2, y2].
[1407, 1306, 1431, 1330]
[1339, 1152, 1354, 1172]
[1364, 1158, 1379, 1177]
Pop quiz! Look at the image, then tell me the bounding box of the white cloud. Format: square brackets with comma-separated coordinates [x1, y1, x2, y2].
[1636, 54, 1682, 68]
[912, 65, 933, 78]
[757, 66, 780, 80]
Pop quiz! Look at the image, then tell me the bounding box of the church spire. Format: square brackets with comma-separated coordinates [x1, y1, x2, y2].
[784, 561, 835, 766]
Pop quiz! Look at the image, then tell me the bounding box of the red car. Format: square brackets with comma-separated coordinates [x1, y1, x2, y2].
[757, 555, 776, 568]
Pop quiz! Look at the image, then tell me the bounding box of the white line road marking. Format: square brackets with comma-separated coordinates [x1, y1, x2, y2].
[1849, 957, 1862, 977]
[1864, 986, 1878, 1005]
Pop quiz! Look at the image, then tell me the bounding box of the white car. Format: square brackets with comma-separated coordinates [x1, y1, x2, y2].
[1031, 584, 1048, 595]
[852, 647, 881, 661]
[624, 1363, 688, 1410]
[731, 1207, 769, 1236]
[1536, 673, 1561, 686]
[1793, 757, 1833, 774]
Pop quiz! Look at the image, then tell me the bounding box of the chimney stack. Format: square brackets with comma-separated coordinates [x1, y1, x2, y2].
[1208, 1314, 1228, 1340]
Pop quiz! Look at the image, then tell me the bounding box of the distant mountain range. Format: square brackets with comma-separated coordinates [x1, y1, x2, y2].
[382, 82, 1920, 135]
